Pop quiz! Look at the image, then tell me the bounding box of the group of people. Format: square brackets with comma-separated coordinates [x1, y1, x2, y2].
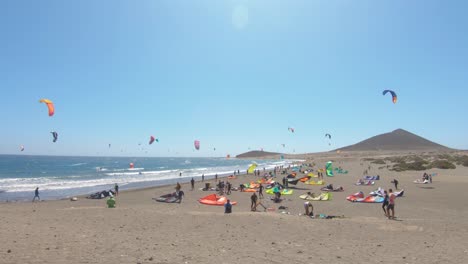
[382, 189, 397, 220]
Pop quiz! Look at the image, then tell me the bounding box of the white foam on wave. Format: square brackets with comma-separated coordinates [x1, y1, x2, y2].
[69, 163, 87, 167]
[0, 159, 296, 194]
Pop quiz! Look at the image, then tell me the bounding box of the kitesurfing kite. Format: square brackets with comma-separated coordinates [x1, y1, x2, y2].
[194, 140, 200, 150]
[108, 143, 111, 148]
[281, 144, 286, 148]
[149, 136, 159, 145]
[383, 90, 397, 104]
[20, 145, 24, 151]
[325, 134, 331, 139]
[51, 131, 58, 143]
[39, 99, 54, 116]
[288, 127, 295, 133]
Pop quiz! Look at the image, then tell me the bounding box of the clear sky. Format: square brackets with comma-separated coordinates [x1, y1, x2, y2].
[1, 0, 467, 157]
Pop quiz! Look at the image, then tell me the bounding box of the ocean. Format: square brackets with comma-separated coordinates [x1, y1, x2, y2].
[0, 155, 296, 201]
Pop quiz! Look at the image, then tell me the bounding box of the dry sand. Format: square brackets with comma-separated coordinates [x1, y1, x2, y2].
[1, 152, 467, 264]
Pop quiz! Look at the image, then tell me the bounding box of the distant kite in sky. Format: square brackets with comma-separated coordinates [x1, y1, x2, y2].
[109, 143, 111, 148]
[51, 131, 58, 143]
[39, 99, 54, 116]
[325, 134, 331, 139]
[383, 90, 397, 104]
[20, 145, 24, 151]
[288, 127, 295, 133]
[213, 147, 216, 151]
[149, 136, 158, 145]
[194, 140, 200, 150]
[281, 144, 285, 148]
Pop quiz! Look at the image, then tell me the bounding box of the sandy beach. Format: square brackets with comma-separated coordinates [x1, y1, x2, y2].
[1, 152, 467, 264]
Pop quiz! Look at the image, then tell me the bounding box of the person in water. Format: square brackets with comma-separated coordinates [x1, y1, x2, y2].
[32, 187, 40, 202]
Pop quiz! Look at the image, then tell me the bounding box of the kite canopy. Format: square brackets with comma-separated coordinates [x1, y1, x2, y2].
[247, 163, 257, 174]
[383, 90, 397, 104]
[288, 127, 295, 133]
[39, 99, 54, 116]
[194, 140, 200, 150]
[20, 145, 24, 151]
[325, 133, 331, 139]
[149, 136, 155, 145]
[326, 161, 334, 177]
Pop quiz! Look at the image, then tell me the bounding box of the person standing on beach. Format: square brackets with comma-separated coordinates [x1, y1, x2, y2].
[32, 187, 40, 202]
[224, 199, 232, 214]
[258, 184, 264, 198]
[190, 178, 195, 191]
[382, 190, 389, 217]
[114, 183, 119, 196]
[251, 192, 258, 211]
[177, 190, 184, 203]
[387, 189, 396, 219]
[215, 174, 218, 182]
[392, 179, 399, 190]
[176, 182, 181, 192]
[202, 174, 205, 182]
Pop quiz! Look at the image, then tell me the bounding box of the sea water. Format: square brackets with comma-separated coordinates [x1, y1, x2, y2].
[0, 155, 296, 201]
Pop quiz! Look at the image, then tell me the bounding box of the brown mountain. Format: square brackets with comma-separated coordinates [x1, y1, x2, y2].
[335, 129, 453, 152]
[236, 151, 281, 158]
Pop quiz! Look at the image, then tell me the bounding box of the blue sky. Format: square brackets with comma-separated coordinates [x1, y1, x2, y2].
[1, 0, 467, 157]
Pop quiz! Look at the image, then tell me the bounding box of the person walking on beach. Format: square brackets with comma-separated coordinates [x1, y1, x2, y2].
[227, 181, 232, 195]
[258, 184, 264, 198]
[190, 178, 195, 191]
[114, 183, 119, 196]
[215, 174, 218, 182]
[382, 190, 389, 217]
[202, 174, 205, 182]
[32, 187, 40, 202]
[177, 190, 184, 203]
[387, 189, 396, 220]
[392, 179, 399, 190]
[250, 192, 258, 211]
